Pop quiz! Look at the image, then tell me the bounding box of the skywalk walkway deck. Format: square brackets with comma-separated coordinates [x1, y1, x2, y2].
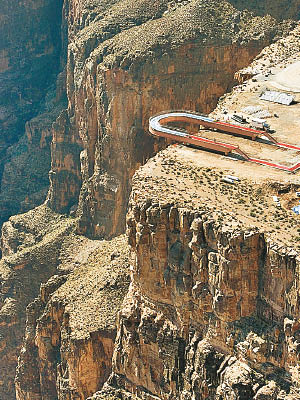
[149, 111, 300, 172]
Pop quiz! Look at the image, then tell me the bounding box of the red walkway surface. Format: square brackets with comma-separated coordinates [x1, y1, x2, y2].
[149, 111, 300, 173]
[249, 158, 300, 172]
[277, 143, 300, 151]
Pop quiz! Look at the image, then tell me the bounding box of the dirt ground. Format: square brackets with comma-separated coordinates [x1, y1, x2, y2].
[207, 59, 300, 169]
[138, 144, 300, 250]
[143, 47, 300, 249]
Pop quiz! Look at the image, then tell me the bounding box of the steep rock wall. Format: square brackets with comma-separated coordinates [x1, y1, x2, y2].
[0, 0, 63, 144]
[0, 81, 66, 228]
[0, 0, 65, 227]
[73, 43, 265, 238]
[95, 152, 300, 400]
[47, 0, 291, 238]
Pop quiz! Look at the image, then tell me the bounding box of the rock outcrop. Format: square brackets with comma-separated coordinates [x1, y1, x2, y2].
[94, 148, 300, 399]
[0, 0, 65, 227]
[0, 206, 76, 399]
[15, 235, 130, 400]
[47, 0, 295, 239]
[0, 205, 108, 399]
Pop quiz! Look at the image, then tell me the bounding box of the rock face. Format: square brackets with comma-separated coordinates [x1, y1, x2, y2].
[0, 0, 64, 227]
[15, 235, 130, 400]
[229, 0, 300, 20]
[0, 0, 62, 144]
[95, 153, 300, 399]
[47, 0, 293, 239]
[0, 82, 66, 228]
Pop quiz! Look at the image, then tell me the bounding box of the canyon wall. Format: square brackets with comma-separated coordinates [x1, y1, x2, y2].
[0, 0, 64, 226]
[14, 142, 300, 400]
[0, 0, 63, 142]
[47, 0, 294, 240]
[0, 204, 129, 400]
[0, 206, 77, 399]
[0, 1, 299, 399]
[0, 0, 298, 231]
[94, 151, 300, 400]
[15, 235, 130, 400]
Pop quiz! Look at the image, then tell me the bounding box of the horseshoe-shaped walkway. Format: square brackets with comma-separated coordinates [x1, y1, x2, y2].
[149, 111, 300, 172]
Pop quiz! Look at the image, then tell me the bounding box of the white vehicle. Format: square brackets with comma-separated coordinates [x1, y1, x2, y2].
[251, 117, 271, 132]
[225, 175, 240, 182]
[221, 177, 235, 184]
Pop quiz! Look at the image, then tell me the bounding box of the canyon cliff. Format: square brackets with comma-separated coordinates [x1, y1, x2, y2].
[0, 0, 300, 399]
[47, 0, 295, 239]
[0, 0, 64, 226]
[94, 148, 300, 399]
[0, 0, 298, 232]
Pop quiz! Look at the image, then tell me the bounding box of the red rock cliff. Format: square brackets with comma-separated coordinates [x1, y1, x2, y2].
[47, 0, 292, 239]
[97, 148, 300, 400]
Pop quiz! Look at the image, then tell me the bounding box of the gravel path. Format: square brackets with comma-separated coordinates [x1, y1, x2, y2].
[270, 61, 300, 92]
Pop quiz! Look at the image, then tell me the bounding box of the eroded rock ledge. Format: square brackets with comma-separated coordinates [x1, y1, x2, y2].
[15, 235, 130, 400]
[94, 148, 300, 399]
[47, 0, 296, 239]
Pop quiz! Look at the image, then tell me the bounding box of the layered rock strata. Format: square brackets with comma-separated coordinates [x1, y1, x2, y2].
[15, 235, 130, 400]
[0, 205, 106, 399]
[94, 148, 300, 399]
[48, 0, 294, 238]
